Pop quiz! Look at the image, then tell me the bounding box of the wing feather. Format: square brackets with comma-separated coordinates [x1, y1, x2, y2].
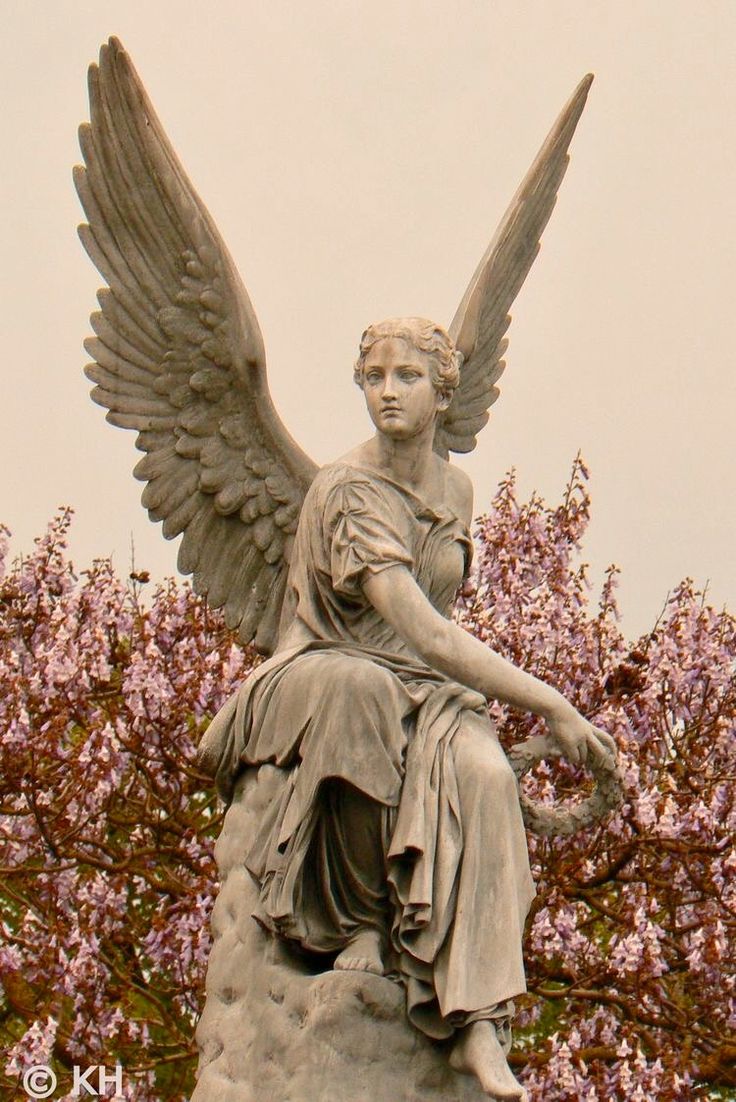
[92, 388, 173, 418]
[86, 311, 160, 369]
[93, 287, 164, 364]
[95, 58, 190, 259]
[161, 490, 206, 539]
[88, 84, 172, 306]
[222, 545, 263, 618]
[77, 220, 158, 340]
[240, 566, 281, 640]
[77, 133, 170, 317]
[255, 573, 289, 652]
[76, 38, 318, 651]
[105, 410, 177, 432]
[141, 465, 199, 513]
[86, 364, 153, 399]
[100, 65, 186, 274]
[435, 75, 593, 456]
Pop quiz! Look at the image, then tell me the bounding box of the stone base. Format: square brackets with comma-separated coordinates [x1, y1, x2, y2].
[192, 765, 487, 1102]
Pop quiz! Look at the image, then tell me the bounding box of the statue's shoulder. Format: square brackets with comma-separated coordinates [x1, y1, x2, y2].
[312, 459, 380, 494]
[299, 462, 377, 521]
[305, 461, 411, 530]
[444, 462, 474, 527]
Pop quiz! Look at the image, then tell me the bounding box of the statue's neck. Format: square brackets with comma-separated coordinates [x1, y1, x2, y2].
[370, 424, 438, 493]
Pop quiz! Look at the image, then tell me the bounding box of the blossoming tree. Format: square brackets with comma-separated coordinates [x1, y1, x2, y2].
[0, 460, 733, 1100]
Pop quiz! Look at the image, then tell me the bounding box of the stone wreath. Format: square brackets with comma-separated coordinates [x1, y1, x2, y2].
[507, 734, 624, 837]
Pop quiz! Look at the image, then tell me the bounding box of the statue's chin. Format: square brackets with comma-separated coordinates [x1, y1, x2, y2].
[374, 417, 438, 442]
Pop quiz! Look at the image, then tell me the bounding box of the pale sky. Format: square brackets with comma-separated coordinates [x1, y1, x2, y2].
[1, 1, 734, 639]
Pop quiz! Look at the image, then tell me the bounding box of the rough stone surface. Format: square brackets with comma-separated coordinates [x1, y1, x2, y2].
[191, 766, 487, 1102]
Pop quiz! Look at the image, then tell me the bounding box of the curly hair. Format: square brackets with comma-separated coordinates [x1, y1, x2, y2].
[353, 317, 462, 400]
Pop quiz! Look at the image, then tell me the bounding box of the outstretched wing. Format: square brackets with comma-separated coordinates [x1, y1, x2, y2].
[75, 37, 318, 653]
[434, 75, 594, 457]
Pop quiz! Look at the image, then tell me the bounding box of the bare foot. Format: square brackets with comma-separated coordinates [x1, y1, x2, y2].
[450, 1021, 528, 1100]
[333, 928, 385, 976]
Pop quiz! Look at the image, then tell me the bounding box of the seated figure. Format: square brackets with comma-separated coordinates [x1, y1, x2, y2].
[198, 317, 616, 1099]
[73, 40, 614, 1098]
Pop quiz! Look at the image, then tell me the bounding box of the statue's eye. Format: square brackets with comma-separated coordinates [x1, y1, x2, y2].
[365, 371, 382, 384]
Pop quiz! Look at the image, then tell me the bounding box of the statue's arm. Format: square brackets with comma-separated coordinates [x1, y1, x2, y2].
[362, 566, 616, 766]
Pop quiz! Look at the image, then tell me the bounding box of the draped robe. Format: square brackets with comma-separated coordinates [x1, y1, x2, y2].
[198, 462, 535, 1039]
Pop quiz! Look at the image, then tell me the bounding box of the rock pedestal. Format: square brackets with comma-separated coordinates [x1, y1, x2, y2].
[191, 765, 486, 1102]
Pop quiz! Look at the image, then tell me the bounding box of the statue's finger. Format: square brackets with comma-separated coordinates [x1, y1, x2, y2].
[587, 731, 614, 767]
[572, 738, 587, 766]
[592, 727, 618, 758]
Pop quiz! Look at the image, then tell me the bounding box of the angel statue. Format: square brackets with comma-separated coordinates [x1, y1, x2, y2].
[75, 38, 621, 1102]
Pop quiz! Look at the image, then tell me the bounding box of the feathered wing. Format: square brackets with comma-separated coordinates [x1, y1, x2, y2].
[75, 37, 318, 653]
[435, 75, 594, 457]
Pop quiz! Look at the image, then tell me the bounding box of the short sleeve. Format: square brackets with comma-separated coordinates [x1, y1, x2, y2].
[326, 478, 414, 599]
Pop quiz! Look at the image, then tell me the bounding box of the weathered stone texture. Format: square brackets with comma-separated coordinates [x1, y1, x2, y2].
[191, 766, 486, 1102]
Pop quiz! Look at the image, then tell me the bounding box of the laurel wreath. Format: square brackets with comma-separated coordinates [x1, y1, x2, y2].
[507, 735, 624, 837]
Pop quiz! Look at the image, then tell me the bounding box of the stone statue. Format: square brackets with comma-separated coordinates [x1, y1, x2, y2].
[75, 39, 621, 1101]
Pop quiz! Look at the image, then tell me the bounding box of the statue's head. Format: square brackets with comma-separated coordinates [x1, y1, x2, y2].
[353, 317, 461, 402]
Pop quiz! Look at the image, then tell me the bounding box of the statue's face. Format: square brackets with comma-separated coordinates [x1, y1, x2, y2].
[362, 337, 448, 440]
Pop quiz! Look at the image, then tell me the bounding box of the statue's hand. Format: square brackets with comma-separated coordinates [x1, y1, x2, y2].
[545, 703, 617, 767]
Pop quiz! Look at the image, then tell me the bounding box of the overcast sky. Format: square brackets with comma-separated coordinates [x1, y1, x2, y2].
[1, 1, 734, 639]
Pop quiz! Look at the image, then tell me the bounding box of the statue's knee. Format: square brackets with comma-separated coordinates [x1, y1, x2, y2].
[485, 756, 518, 803]
[454, 722, 518, 802]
